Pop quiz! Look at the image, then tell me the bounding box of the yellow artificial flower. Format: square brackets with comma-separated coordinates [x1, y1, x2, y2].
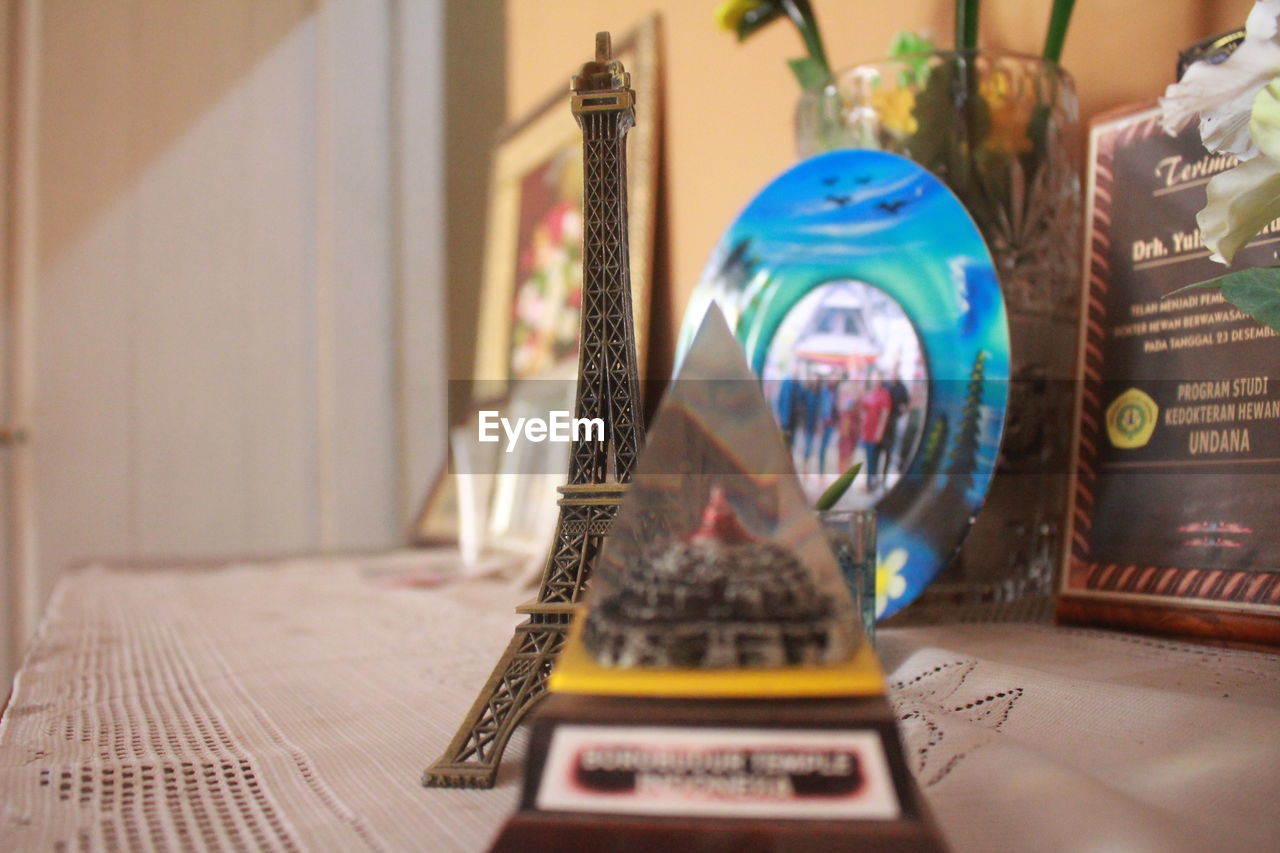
[715, 0, 767, 33]
[875, 548, 909, 618]
[980, 72, 1033, 156]
[870, 87, 918, 136]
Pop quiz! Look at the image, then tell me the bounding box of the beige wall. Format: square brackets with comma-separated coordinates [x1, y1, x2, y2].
[495, 0, 1252, 380]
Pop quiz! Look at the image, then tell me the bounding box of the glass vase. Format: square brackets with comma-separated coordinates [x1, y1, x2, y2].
[819, 508, 878, 646]
[798, 52, 1082, 622]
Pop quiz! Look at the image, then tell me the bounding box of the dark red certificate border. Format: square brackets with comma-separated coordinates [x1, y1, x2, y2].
[1058, 103, 1280, 646]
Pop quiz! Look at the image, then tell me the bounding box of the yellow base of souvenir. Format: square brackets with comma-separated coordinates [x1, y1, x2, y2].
[548, 614, 885, 699]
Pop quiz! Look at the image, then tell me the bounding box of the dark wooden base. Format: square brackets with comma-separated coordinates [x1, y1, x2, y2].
[491, 810, 946, 853]
[1056, 596, 1280, 647]
[490, 692, 949, 853]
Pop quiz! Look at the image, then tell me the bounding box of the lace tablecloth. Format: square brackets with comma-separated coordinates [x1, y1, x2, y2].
[1, 554, 1276, 852]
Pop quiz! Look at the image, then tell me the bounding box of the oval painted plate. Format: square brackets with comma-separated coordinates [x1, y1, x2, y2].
[678, 150, 1009, 620]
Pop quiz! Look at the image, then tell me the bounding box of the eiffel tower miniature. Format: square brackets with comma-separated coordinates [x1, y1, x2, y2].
[424, 32, 645, 789]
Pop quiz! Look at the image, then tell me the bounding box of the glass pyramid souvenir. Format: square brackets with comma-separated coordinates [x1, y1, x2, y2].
[571, 305, 867, 682]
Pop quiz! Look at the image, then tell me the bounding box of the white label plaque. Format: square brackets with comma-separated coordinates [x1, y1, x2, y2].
[536, 725, 901, 821]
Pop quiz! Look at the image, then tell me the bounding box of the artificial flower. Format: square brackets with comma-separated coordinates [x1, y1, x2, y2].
[1250, 78, 1280, 159]
[1162, 3, 1280, 265]
[714, 0, 831, 90]
[980, 72, 1033, 156]
[870, 87, 918, 136]
[875, 547, 909, 618]
[1198, 153, 1280, 264]
[1160, 3, 1280, 330]
[1195, 79, 1280, 265]
[887, 30, 936, 88]
[1160, 0, 1280, 159]
[715, 0, 766, 33]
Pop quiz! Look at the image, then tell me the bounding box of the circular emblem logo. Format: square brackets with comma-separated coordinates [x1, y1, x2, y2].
[1105, 388, 1158, 449]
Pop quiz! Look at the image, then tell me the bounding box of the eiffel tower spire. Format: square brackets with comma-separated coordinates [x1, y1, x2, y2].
[424, 32, 645, 789]
[567, 30, 644, 486]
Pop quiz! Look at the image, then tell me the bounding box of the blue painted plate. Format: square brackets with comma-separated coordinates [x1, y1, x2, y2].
[678, 150, 1009, 620]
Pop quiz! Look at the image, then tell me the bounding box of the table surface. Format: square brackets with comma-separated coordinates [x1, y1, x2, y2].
[1, 552, 1277, 852]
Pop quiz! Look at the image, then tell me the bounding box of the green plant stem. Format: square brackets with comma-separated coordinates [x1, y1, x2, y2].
[1043, 0, 1076, 63]
[782, 0, 831, 82]
[956, 0, 980, 51]
[816, 463, 863, 511]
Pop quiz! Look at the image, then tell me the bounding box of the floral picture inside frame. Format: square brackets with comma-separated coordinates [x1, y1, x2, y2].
[413, 17, 660, 555]
[508, 151, 585, 380]
[472, 16, 659, 389]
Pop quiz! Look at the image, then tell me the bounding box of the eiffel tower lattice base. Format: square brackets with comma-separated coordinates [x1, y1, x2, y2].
[422, 483, 623, 788]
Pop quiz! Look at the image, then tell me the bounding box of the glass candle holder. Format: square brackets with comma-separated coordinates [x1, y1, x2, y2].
[820, 508, 878, 646]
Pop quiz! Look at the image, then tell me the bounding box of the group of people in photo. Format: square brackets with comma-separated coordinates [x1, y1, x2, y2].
[758, 278, 928, 504]
[774, 366, 918, 497]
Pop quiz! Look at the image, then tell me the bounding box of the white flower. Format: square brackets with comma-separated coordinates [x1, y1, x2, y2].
[1198, 151, 1280, 264]
[1160, 0, 1280, 159]
[874, 548, 908, 618]
[1162, 2, 1280, 264]
[1251, 78, 1280, 158]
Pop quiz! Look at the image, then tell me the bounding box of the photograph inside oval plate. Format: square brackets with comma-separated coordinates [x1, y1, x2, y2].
[678, 150, 1010, 620]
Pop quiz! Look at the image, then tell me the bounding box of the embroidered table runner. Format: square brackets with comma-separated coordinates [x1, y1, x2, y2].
[1, 555, 1276, 852]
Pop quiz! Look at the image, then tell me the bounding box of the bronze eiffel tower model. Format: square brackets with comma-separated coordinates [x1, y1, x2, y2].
[424, 32, 645, 789]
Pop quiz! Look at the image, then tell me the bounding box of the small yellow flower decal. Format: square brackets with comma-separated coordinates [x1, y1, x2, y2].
[871, 87, 918, 136]
[715, 0, 767, 32]
[980, 71, 1033, 156]
[875, 548, 909, 618]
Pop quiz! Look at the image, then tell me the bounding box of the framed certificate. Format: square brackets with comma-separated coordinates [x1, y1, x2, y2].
[1058, 102, 1280, 645]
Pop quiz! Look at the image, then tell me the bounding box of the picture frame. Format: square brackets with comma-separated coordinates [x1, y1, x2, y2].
[484, 381, 574, 555]
[412, 457, 460, 546]
[413, 16, 660, 552]
[410, 407, 500, 549]
[472, 15, 658, 388]
[1057, 102, 1280, 646]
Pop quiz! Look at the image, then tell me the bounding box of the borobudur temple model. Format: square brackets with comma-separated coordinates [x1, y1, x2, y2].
[574, 305, 863, 674]
[583, 486, 849, 668]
